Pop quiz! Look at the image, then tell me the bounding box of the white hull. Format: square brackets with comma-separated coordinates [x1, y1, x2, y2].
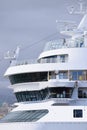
[0, 122, 87, 130]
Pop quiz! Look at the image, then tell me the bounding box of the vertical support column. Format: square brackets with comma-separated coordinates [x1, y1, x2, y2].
[84, 31, 87, 47]
[47, 71, 49, 81]
[72, 81, 78, 99]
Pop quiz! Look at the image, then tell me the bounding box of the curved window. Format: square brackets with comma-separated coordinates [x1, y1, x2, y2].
[0, 110, 48, 123]
[39, 55, 57, 63]
[9, 72, 48, 85]
[58, 54, 68, 63]
[38, 54, 68, 63]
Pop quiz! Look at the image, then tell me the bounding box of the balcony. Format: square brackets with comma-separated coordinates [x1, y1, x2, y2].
[51, 98, 75, 105]
[48, 79, 75, 88]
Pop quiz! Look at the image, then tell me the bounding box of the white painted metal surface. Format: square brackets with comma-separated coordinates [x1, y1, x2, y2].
[1, 1, 87, 130]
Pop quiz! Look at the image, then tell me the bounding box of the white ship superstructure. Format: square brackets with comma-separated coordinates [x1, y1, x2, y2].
[0, 1, 87, 130]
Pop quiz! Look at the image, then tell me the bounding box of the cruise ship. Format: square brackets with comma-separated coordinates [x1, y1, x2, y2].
[0, 1, 87, 130]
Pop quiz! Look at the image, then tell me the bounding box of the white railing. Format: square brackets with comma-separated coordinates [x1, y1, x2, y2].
[15, 59, 38, 66]
[44, 38, 84, 52]
[52, 98, 75, 105]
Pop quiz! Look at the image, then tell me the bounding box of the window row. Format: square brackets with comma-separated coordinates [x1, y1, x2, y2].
[15, 89, 48, 102]
[38, 54, 68, 63]
[15, 87, 87, 102]
[50, 70, 87, 80]
[15, 87, 73, 102]
[9, 72, 48, 85]
[9, 70, 87, 85]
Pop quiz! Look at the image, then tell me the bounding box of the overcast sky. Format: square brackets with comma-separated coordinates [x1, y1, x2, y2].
[0, 0, 86, 87]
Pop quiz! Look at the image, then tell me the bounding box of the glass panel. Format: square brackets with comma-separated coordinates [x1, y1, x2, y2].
[70, 71, 85, 80]
[39, 55, 57, 63]
[59, 71, 68, 79]
[0, 110, 48, 123]
[60, 55, 65, 62]
[15, 89, 49, 102]
[48, 87, 73, 98]
[15, 87, 73, 102]
[73, 110, 83, 118]
[49, 72, 56, 79]
[78, 88, 87, 98]
[9, 72, 48, 84]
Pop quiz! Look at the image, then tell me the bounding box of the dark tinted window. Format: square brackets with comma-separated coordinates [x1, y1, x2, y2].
[73, 109, 83, 118]
[9, 72, 48, 84]
[15, 89, 48, 102]
[39, 55, 57, 63]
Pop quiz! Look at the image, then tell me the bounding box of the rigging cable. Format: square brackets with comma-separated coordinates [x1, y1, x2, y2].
[21, 32, 58, 51]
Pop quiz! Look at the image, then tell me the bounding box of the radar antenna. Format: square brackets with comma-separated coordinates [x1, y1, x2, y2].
[67, 0, 87, 15]
[56, 20, 77, 36]
[56, 1, 87, 36]
[4, 46, 20, 66]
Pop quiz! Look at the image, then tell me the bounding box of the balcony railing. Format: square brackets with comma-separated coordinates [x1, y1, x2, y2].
[15, 59, 38, 66]
[44, 38, 84, 52]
